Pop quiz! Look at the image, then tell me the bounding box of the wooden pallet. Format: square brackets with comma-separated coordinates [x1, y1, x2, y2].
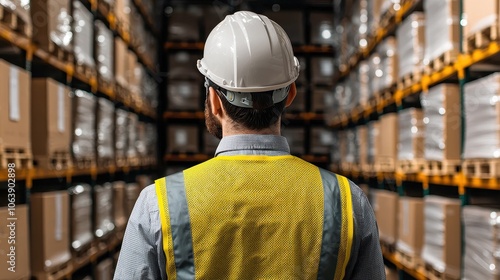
[379, 5, 397, 31]
[396, 250, 424, 270]
[424, 263, 459, 280]
[75, 63, 97, 81]
[98, 76, 115, 93]
[33, 151, 73, 170]
[98, 157, 115, 168]
[47, 41, 74, 64]
[463, 159, 500, 178]
[424, 50, 459, 75]
[375, 157, 396, 172]
[33, 259, 73, 280]
[116, 156, 128, 167]
[128, 157, 141, 167]
[72, 242, 98, 270]
[0, 5, 31, 38]
[360, 163, 375, 173]
[397, 159, 426, 174]
[397, 69, 422, 90]
[423, 160, 462, 176]
[97, 0, 113, 17]
[464, 23, 499, 53]
[115, 84, 131, 105]
[380, 240, 396, 255]
[73, 157, 96, 169]
[0, 146, 32, 169]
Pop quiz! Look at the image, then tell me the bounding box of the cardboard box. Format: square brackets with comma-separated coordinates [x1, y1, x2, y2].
[358, 125, 368, 167]
[377, 113, 398, 166]
[397, 108, 424, 161]
[397, 12, 425, 79]
[31, 78, 72, 169]
[96, 258, 114, 280]
[0, 205, 30, 280]
[114, 0, 130, 31]
[282, 127, 305, 155]
[168, 52, 201, 81]
[463, 0, 500, 38]
[95, 20, 114, 82]
[422, 84, 461, 161]
[167, 125, 199, 154]
[30, 191, 71, 275]
[113, 181, 127, 230]
[69, 184, 93, 251]
[114, 37, 128, 88]
[168, 10, 201, 42]
[368, 121, 380, 165]
[72, 90, 96, 162]
[424, 0, 460, 62]
[115, 109, 128, 161]
[72, 0, 94, 68]
[311, 57, 334, 86]
[167, 81, 201, 111]
[30, 0, 73, 53]
[422, 196, 461, 279]
[310, 127, 334, 155]
[397, 197, 424, 257]
[0, 60, 31, 152]
[94, 183, 115, 238]
[310, 12, 335, 45]
[373, 190, 399, 244]
[126, 112, 138, 159]
[127, 50, 140, 93]
[97, 98, 115, 162]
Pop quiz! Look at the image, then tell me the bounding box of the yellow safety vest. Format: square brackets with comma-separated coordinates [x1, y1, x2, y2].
[155, 155, 354, 280]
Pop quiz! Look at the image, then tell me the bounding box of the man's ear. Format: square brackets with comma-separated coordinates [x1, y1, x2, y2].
[285, 82, 297, 108]
[209, 87, 223, 116]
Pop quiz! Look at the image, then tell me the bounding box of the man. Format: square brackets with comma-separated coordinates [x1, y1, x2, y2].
[115, 11, 384, 279]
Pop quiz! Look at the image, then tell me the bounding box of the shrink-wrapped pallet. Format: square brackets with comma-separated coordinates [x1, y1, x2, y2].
[125, 183, 140, 217]
[368, 0, 382, 35]
[115, 109, 128, 162]
[114, 0, 130, 30]
[142, 68, 159, 109]
[146, 123, 157, 161]
[136, 122, 147, 159]
[167, 7, 201, 42]
[377, 37, 398, 91]
[72, 90, 95, 163]
[462, 0, 500, 39]
[464, 73, 500, 159]
[396, 13, 425, 79]
[311, 87, 332, 113]
[31, 0, 73, 53]
[351, 0, 369, 49]
[310, 12, 335, 45]
[167, 125, 199, 154]
[369, 52, 383, 96]
[423, 0, 460, 63]
[341, 73, 360, 114]
[421, 84, 461, 161]
[97, 98, 114, 164]
[324, 82, 343, 123]
[422, 196, 461, 279]
[358, 61, 371, 107]
[311, 57, 334, 86]
[377, 113, 398, 169]
[112, 181, 127, 230]
[397, 197, 424, 258]
[397, 108, 424, 161]
[95, 20, 114, 83]
[380, 0, 400, 16]
[167, 81, 201, 111]
[127, 112, 138, 159]
[69, 184, 93, 251]
[94, 183, 115, 238]
[463, 206, 500, 280]
[73, 1, 94, 69]
[344, 128, 359, 165]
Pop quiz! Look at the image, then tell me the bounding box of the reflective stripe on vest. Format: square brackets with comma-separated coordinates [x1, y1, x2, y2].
[155, 156, 354, 280]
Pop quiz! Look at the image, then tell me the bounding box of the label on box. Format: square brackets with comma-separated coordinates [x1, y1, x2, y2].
[9, 66, 20, 122]
[402, 200, 409, 236]
[55, 194, 63, 241]
[58, 85, 65, 133]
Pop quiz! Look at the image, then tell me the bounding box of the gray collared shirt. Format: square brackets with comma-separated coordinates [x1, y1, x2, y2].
[114, 134, 385, 280]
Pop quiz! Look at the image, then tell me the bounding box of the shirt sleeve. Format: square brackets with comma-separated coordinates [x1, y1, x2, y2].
[344, 182, 386, 280]
[114, 185, 167, 280]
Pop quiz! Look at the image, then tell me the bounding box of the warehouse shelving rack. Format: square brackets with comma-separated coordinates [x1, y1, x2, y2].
[161, 3, 337, 169]
[0, 0, 162, 278]
[332, 0, 500, 279]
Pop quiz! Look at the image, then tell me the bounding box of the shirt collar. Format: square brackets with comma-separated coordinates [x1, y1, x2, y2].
[215, 134, 291, 156]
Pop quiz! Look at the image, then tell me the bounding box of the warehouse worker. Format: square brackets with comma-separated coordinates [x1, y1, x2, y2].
[115, 11, 384, 280]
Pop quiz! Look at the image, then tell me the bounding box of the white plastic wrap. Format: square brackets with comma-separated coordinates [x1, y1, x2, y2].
[345, 128, 359, 164]
[167, 81, 201, 111]
[358, 61, 370, 106]
[37, 0, 73, 51]
[422, 196, 461, 277]
[95, 20, 114, 82]
[115, 109, 128, 159]
[396, 12, 425, 79]
[398, 108, 424, 160]
[311, 57, 335, 85]
[463, 205, 500, 280]
[73, 1, 94, 68]
[424, 0, 459, 63]
[127, 113, 138, 158]
[369, 53, 383, 95]
[381, 0, 400, 16]
[464, 73, 500, 159]
[94, 183, 115, 238]
[341, 73, 360, 114]
[368, 121, 379, 164]
[2, 0, 31, 34]
[69, 184, 93, 251]
[142, 69, 158, 109]
[377, 37, 398, 91]
[97, 98, 114, 160]
[136, 122, 147, 157]
[351, 0, 369, 50]
[73, 90, 96, 160]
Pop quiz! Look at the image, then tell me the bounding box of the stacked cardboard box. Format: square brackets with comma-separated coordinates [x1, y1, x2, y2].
[377, 113, 398, 170]
[114, 37, 129, 89]
[115, 109, 128, 165]
[396, 13, 425, 80]
[311, 87, 333, 113]
[373, 190, 399, 245]
[114, 0, 131, 32]
[376, 37, 398, 92]
[167, 125, 199, 154]
[95, 20, 114, 84]
[127, 112, 138, 161]
[94, 183, 115, 238]
[422, 196, 461, 279]
[0, 0, 32, 37]
[69, 184, 93, 252]
[30, 191, 72, 278]
[463, 205, 500, 280]
[72, 1, 95, 70]
[31, 0, 73, 54]
[167, 81, 201, 111]
[357, 125, 368, 169]
[113, 181, 127, 231]
[311, 57, 334, 86]
[0, 60, 31, 162]
[343, 128, 358, 168]
[367, 121, 380, 168]
[329, 132, 341, 169]
[136, 122, 147, 159]
[31, 78, 72, 169]
[97, 98, 115, 166]
[462, 0, 500, 40]
[310, 12, 334, 45]
[0, 205, 30, 280]
[397, 108, 425, 161]
[127, 51, 142, 105]
[96, 258, 115, 280]
[421, 84, 461, 162]
[141, 68, 159, 110]
[167, 7, 201, 42]
[357, 61, 371, 106]
[397, 197, 424, 260]
[368, 52, 383, 97]
[72, 90, 96, 166]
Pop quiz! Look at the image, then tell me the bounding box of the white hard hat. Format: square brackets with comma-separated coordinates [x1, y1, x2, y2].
[197, 11, 300, 94]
